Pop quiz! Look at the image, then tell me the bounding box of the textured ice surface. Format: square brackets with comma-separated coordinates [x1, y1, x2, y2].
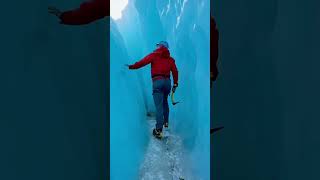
[111, 0, 210, 179]
[139, 117, 187, 180]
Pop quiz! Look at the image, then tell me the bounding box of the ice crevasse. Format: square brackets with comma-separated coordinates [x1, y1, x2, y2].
[111, 0, 210, 179]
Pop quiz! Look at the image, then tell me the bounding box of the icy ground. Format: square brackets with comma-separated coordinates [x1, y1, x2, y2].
[139, 117, 196, 180]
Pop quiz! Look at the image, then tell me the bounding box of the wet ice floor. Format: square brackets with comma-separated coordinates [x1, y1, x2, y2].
[139, 117, 187, 180]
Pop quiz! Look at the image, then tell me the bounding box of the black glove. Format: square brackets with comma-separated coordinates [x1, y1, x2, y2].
[172, 84, 178, 93]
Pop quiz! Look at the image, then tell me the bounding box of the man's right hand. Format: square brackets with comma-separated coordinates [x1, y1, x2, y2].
[48, 6, 62, 18]
[172, 84, 178, 93]
[125, 64, 132, 69]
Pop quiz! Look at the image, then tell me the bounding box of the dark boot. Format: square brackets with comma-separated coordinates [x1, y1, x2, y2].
[153, 128, 163, 139]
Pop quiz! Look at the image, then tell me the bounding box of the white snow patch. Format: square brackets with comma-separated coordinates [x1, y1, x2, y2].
[175, 0, 188, 29]
[166, 0, 171, 16]
[160, 8, 165, 17]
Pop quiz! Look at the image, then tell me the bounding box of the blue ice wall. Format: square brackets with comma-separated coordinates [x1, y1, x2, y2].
[211, 0, 320, 179]
[0, 0, 108, 179]
[110, 19, 149, 179]
[111, 0, 210, 179]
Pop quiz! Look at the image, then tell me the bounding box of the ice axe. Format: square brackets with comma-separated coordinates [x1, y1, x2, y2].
[171, 85, 180, 105]
[171, 91, 180, 105]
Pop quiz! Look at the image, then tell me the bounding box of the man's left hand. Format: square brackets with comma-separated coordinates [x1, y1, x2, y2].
[172, 84, 178, 93]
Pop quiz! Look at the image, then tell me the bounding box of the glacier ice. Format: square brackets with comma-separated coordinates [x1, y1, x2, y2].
[111, 0, 210, 179]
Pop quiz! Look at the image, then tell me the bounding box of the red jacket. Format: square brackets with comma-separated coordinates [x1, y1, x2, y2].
[60, 0, 109, 25]
[129, 47, 179, 85]
[211, 16, 219, 82]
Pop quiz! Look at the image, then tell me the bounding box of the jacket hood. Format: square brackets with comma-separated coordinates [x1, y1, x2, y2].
[154, 46, 170, 58]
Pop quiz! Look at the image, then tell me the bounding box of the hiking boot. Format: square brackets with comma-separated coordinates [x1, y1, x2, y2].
[153, 128, 163, 139]
[164, 122, 169, 128]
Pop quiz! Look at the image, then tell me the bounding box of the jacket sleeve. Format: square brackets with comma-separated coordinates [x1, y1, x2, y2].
[129, 53, 154, 69]
[60, 0, 108, 25]
[170, 59, 179, 85]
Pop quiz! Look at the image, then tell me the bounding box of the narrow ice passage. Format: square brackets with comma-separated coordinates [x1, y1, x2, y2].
[111, 0, 210, 179]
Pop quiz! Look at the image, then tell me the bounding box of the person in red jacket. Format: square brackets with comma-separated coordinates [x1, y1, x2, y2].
[48, 0, 109, 25]
[128, 41, 179, 139]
